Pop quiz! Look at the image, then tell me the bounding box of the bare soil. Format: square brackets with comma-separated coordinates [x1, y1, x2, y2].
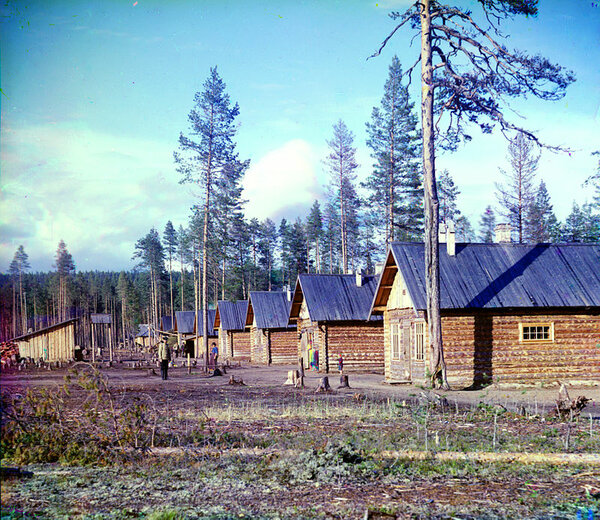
[1, 361, 599, 519]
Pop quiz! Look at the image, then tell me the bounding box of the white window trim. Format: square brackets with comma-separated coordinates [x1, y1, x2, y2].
[519, 322, 555, 343]
[414, 321, 425, 362]
[391, 323, 401, 360]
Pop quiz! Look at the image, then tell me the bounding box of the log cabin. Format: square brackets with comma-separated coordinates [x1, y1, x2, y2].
[288, 273, 384, 373]
[134, 324, 156, 349]
[174, 310, 217, 357]
[214, 300, 251, 361]
[160, 315, 174, 334]
[370, 237, 600, 388]
[14, 318, 78, 362]
[245, 291, 297, 365]
[194, 309, 218, 357]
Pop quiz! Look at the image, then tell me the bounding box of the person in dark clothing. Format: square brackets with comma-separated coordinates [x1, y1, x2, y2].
[158, 340, 171, 380]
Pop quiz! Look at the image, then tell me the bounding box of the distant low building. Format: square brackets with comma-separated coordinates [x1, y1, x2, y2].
[14, 318, 78, 362]
[215, 300, 250, 361]
[134, 324, 156, 349]
[245, 291, 297, 365]
[370, 240, 600, 387]
[288, 273, 384, 373]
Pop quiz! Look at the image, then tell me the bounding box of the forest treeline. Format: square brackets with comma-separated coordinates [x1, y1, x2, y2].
[2, 58, 599, 344]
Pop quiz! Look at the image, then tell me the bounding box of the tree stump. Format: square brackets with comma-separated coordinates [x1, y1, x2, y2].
[228, 375, 246, 386]
[284, 370, 300, 385]
[147, 368, 156, 376]
[315, 376, 331, 393]
[212, 367, 223, 377]
[338, 375, 350, 388]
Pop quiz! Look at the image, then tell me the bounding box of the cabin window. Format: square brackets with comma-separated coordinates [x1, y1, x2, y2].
[414, 322, 425, 361]
[520, 323, 554, 342]
[391, 323, 401, 360]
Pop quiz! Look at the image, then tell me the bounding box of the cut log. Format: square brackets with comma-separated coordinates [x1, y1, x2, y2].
[228, 375, 246, 386]
[315, 376, 331, 393]
[338, 375, 350, 388]
[284, 369, 299, 386]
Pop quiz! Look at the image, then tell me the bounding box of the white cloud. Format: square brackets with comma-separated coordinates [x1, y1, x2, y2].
[243, 139, 323, 220]
[0, 122, 196, 271]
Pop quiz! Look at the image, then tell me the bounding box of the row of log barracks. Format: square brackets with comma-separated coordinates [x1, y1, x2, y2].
[158, 224, 600, 387]
[18, 226, 598, 387]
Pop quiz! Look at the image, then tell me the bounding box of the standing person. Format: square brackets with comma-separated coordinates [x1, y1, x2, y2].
[211, 342, 219, 368]
[158, 340, 171, 380]
[337, 354, 344, 375]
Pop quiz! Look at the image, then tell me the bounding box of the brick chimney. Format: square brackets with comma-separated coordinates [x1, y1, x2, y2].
[495, 223, 512, 243]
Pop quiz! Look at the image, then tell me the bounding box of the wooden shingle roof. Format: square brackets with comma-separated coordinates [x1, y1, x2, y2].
[161, 315, 174, 332]
[214, 300, 248, 331]
[194, 309, 217, 336]
[374, 242, 600, 311]
[174, 311, 195, 334]
[290, 273, 382, 322]
[247, 291, 295, 329]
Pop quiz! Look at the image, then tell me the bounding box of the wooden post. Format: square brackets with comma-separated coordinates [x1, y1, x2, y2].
[109, 324, 114, 363]
[187, 352, 191, 374]
[91, 323, 96, 363]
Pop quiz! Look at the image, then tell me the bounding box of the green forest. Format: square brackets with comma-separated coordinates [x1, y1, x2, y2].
[2, 61, 599, 346]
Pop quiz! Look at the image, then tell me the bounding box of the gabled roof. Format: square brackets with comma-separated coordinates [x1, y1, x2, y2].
[247, 291, 295, 329]
[161, 315, 174, 332]
[214, 300, 248, 331]
[194, 309, 217, 336]
[136, 324, 150, 338]
[12, 318, 78, 342]
[372, 242, 600, 312]
[174, 311, 195, 334]
[289, 273, 382, 322]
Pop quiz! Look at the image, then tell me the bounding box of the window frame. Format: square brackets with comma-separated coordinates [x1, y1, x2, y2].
[390, 323, 401, 360]
[414, 321, 425, 362]
[519, 322, 555, 343]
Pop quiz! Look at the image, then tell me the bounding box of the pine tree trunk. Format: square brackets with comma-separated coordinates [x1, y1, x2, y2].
[169, 252, 174, 329]
[420, 0, 448, 389]
[180, 251, 185, 311]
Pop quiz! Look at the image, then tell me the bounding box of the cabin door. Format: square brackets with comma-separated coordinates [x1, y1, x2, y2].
[300, 330, 314, 370]
[401, 322, 412, 381]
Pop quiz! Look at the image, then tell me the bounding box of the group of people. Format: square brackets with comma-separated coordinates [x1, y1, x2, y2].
[156, 339, 219, 381]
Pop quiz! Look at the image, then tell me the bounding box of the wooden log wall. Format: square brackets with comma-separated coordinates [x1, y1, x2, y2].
[384, 307, 600, 387]
[219, 327, 232, 360]
[325, 321, 385, 374]
[269, 329, 298, 365]
[441, 311, 600, 388]
[17, 322, 76, 362]
[231, 330, 251, 361]
[250, 326, 269, 365]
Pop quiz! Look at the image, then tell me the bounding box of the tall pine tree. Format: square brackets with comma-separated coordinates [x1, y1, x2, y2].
[479, 206, 496, 243]
[524, 180, 558, 243]
[364, 55, 422, 248]
[324, 120, 360, 274]
[495, 132, 540, 243]
[175, 67, 248, 367]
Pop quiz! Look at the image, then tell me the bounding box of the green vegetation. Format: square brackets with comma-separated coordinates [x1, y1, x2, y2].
[2, 368, 599, 519]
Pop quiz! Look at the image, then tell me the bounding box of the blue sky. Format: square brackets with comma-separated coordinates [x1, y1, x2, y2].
[1, 0, 599, 271]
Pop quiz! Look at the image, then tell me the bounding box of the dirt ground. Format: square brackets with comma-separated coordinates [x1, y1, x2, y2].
[2, 360, 599, 416]
[1, 360, 600, 520]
